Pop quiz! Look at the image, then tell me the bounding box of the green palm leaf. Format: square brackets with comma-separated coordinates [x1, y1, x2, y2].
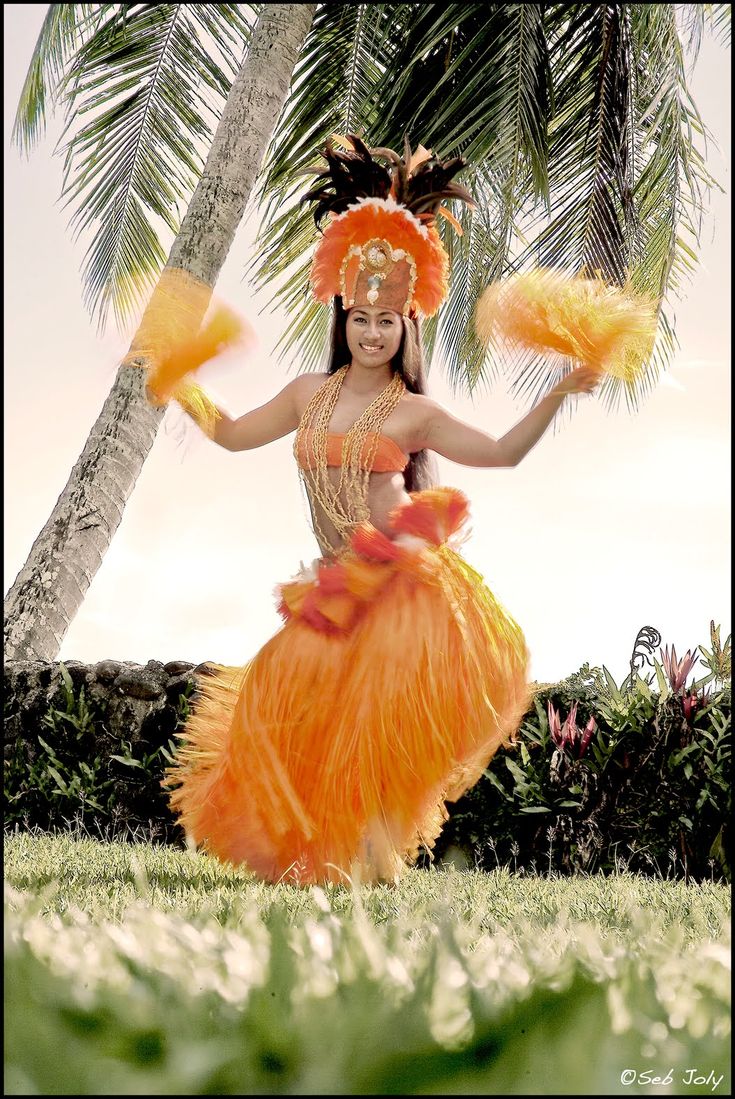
[496, 4, 721, 415]
[11, 3, 111, 155]
[679, 3, 732, 53]
[50, 3, 253, 331]
[494, 3, 640, 413]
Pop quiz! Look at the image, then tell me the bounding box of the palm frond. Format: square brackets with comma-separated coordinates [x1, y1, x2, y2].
[621, 4, 721, 410]
[519, 5, 637, 282]
[497, 4, 641, 413]
[256, 4, 392, 207]
[501, 3, 723, 417]
[678, 3, 732, 57]
[54, 3, 253, 332]
[11, 3, 109, 155]
[249, 4, 397, 372]
[372, 3, 550, 176]
[434, 179, 503, 392]
[707, 4, 732, 47]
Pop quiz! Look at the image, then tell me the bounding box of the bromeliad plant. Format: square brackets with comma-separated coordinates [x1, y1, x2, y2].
[431, 623, 731, 882]
[548, 700, 597, 759]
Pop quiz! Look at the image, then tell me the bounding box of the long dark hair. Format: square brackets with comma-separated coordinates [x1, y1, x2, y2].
[326, 297, 437, 492]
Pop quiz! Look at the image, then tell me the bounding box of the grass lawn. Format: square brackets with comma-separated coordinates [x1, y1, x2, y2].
[4, 830, 731, 1095]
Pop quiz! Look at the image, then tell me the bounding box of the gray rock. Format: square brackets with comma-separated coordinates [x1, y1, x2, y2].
[113, 668, 166, 701]
[164, 660, 196, 676]
[94, 659, 123, 683]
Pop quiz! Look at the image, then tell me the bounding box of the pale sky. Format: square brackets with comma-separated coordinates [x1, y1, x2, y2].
[4, 4, 731, 684]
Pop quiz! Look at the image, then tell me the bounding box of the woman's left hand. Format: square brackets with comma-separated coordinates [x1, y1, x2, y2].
[551, 365, 603, 398]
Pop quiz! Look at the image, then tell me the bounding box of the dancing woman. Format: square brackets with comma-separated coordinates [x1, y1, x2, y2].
[153, 137, 604, 885]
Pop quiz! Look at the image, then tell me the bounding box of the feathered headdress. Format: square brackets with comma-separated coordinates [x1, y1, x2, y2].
[302, 134, 475, 317]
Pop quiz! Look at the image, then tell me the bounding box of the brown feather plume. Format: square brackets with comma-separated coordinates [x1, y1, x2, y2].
[302, 134, 475, 230]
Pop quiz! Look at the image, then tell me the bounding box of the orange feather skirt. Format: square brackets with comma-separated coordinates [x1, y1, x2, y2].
[165, 487, 531, 885]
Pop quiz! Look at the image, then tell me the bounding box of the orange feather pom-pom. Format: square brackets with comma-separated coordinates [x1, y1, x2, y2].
[129, 268, 253, 409]
[474, 268, 657, 381]
[342, 558, 396, 601]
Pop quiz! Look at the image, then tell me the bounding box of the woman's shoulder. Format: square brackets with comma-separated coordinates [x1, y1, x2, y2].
[291, 371, 330, 391]
[291, 371, 331, 414]
[400, 389, 444, 424]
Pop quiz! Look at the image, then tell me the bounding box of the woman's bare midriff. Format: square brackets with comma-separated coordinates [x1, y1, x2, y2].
[306, 468, 412, 556]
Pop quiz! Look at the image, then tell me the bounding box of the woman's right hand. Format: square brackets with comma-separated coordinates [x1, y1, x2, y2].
[550, 364, 602, 398]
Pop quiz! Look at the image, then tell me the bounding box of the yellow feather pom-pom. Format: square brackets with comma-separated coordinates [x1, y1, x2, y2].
[474, 269, 657, 382]
[128, 267, 252, 404]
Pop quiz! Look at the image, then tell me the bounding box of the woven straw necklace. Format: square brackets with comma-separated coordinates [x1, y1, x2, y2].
[295, 365, 405, 551]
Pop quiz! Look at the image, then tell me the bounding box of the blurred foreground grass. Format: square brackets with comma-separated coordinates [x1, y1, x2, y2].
[4, 831, 731, 1095]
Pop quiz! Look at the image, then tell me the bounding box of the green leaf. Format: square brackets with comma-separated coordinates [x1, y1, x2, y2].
[505, 758, 529, 783]
[59, 662, 74, 697]
[46, 766, 69, 794]
[654, 659, 670, 700]
[11, 4, 108, 154]
[482, 769, 508, 796]
[37, 735, 60, 761]
[602, 666, 623, 703]
[109, 754, 143, 769]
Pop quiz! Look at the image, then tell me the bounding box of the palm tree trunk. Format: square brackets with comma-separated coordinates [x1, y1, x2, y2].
[4, 3, 317, 661]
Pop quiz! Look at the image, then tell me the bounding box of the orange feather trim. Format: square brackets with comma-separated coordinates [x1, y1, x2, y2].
[391, 486, 470, 545]
[311, 200, 449, 317]
[350, 524, 407, 564]
[475, 268, 657, 381]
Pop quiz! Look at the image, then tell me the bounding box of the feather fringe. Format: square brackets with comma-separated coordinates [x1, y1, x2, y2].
[310, 200, 450, 318]
[475, 268, 657, 380]
[165, 488, 531, 885]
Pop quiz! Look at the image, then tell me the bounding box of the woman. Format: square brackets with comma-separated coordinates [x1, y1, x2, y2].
[154, 137, 601, 886]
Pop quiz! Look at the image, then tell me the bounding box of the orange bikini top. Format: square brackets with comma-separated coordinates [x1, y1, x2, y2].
[295, 430, 409, 473]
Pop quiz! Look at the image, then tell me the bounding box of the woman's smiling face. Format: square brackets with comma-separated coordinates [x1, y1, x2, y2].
[345, 306, 403, 369]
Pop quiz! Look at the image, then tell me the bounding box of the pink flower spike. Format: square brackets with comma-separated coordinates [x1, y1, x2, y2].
[682, 689, 702, 721]
[660, 643, 699, 694]
[677, 649, 698, 692]
[559, 702, 579, 751]
[548, 701, 563, 747]
[579, 716, 597, 757]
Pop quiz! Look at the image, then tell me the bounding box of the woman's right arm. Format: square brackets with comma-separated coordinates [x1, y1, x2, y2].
[175, 374, 324, 452]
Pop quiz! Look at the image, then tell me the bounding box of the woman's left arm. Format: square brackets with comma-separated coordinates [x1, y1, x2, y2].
[417, 365, 601, 468]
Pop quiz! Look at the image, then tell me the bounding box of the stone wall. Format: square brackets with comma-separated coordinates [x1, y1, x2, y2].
[4, 658, 216, 842]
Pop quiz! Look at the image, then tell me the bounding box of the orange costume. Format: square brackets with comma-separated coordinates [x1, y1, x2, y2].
[167, 477, 530, 885]
[159, 134, 652, 885]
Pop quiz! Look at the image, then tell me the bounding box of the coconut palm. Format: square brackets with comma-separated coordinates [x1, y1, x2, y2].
[5, 2, 730, 661]
[5, 2, 316, 661]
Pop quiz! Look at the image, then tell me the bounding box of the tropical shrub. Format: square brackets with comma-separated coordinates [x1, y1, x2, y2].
[430, 623, 731, 883]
